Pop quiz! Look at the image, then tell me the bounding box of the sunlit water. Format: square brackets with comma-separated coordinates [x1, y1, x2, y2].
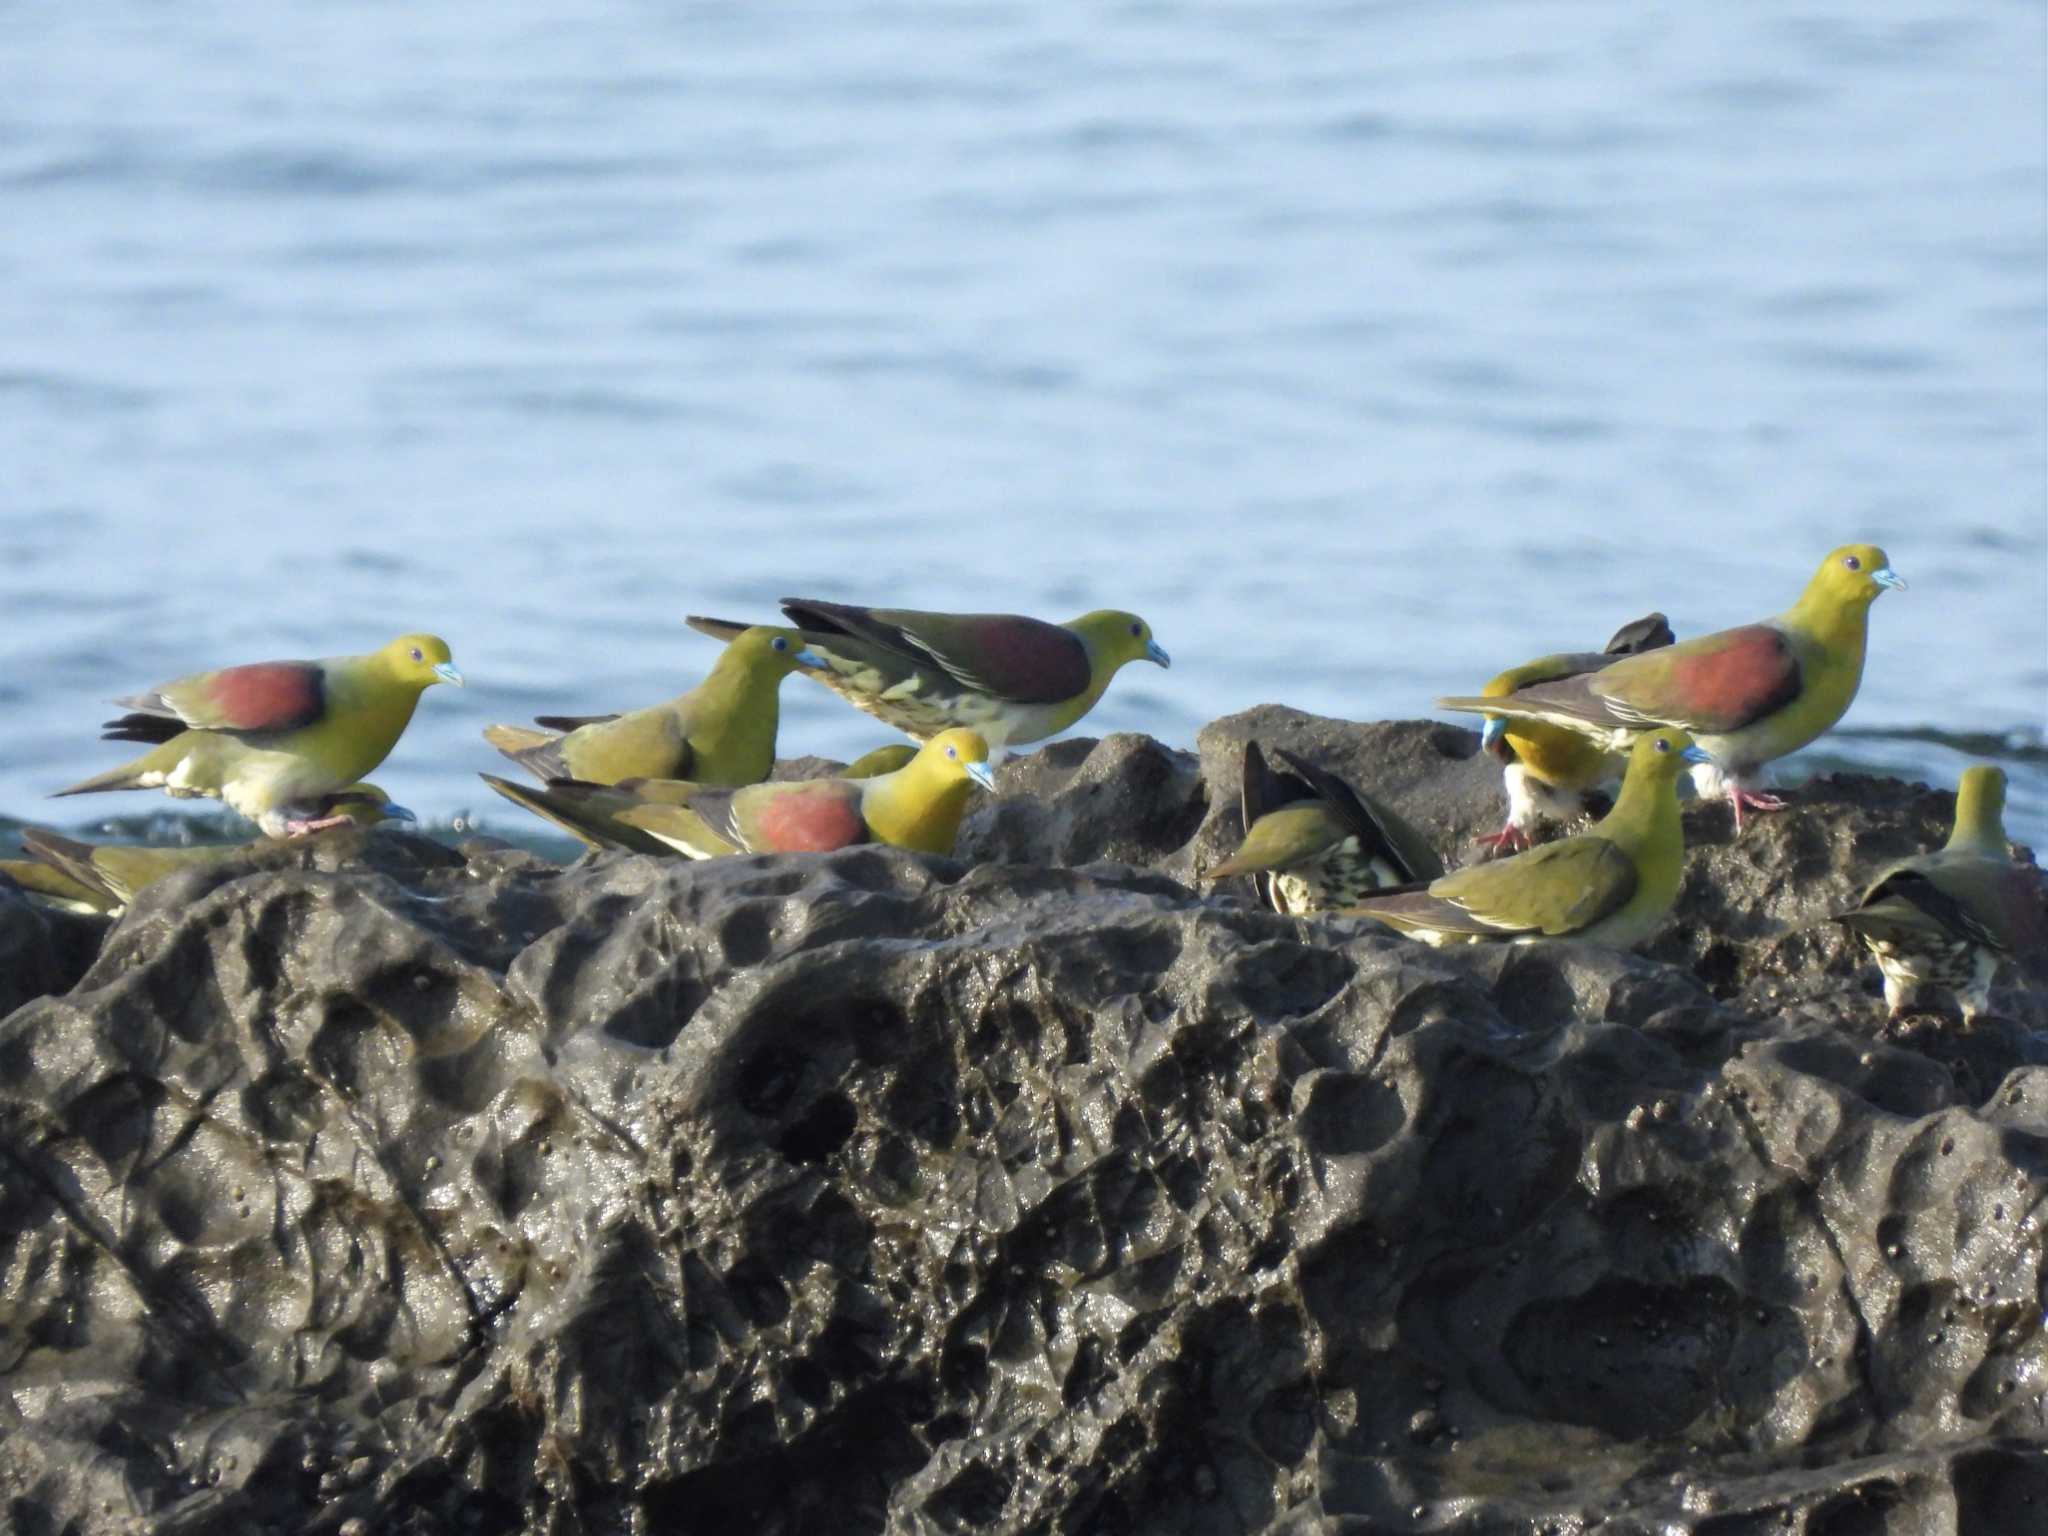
[2, 0, 2042, 854]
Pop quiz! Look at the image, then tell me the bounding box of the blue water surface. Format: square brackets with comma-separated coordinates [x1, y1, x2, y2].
[2, 1, 2043, 844]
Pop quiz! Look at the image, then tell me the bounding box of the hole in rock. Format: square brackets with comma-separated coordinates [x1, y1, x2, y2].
[1504, 1275, 1740, 1439]
[778, 1093, 857, 1164]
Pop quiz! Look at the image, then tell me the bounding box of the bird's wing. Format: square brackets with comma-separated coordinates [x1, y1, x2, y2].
[117, 660, 327, 734]
[780, 599, 1091, 703]
[1420, 836, 1639, 936]
[724, 778, 870, 853]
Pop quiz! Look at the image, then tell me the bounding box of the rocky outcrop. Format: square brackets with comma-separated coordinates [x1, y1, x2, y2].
[1, 716, 2043, 1535]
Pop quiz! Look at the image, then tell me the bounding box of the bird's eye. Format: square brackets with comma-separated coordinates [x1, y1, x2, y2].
[409, 647, 423, 662]
[1654, 737, 1670, 754]
[1842, 555, 1861, 571]
[946, 745, 957, 759]
[772, 636, 788, 652]
[1129, 621, 1143, 637]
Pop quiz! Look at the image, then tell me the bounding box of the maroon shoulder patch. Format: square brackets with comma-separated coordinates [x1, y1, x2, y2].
[200, 662, 326, 733]
[1663, 627, 1797, 734]
[747, 785, 867, 852]
[950, 616, 1091, 702]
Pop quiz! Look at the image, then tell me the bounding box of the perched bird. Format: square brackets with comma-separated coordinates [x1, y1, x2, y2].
[484, 625, 822, 786]
[1200, 742, 1442, 914]
[1476, 612, 1677, 853]
[10, 785, 414, 916]
[53, 636, 461, 837]
[687, 600, 1169, 752]
[1342, 730, 1708, 948]
[1438, 546, 1904, 831]
[482, 728, 997, 859]
[1834, 766, 2048, 1022]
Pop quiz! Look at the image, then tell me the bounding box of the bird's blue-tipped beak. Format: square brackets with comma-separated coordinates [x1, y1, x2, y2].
[1480, 717, 1507, 750]
[1871, 567, 1906, 591]
[966, 760, 998, 792]
[794, 648, 827, 670]
[381, 802, 420, 824]
[1681, 745, 1712, 766]
[1145, 639, 1171, 668]
[433, 662, 465, 687]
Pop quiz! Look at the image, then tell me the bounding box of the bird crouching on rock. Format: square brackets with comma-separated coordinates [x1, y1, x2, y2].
[1438, 545, 1904, 832]
[1835, 765, 2048, 1023]
[1341, 729, 1707, 948]
[10, 784, 415, 916]
[1200, 741, 1441, 914]
[481, 727, 997, 859]
[1475, 611, 1676, 853]
[688, 600, 1169, 753]
[52, 635, 461, 838]
[483, 624, 823, 786]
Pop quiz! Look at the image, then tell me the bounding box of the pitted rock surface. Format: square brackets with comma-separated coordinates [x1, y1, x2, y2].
[2, 727, 2045, 1536]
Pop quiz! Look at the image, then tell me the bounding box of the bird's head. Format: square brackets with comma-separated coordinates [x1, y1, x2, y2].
[1628, 728, 1709, 785]
[322, 783, 418, 827]
[1480, 716, 1513, 762]
[1951, 764, 2009, 851]
[920, 728, 997, 792]
[1072, 611, 1170, 672]
[1808, 544, 1906, 609]
[724, 625, 826, 675]
[382, 634, 463, 689]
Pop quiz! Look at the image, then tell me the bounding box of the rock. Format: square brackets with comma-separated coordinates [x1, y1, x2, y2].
[1, 725, 2044, 1536]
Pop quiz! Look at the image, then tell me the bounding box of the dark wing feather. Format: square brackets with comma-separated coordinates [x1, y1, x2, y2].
[1603, 612, 1675, 656]
[533, 712, 622, 732]
[685, 615, 756, 645]
[780, 598, 1090, 703]
[99, 712, 186, 744]
[1239, 741, 1316, 826]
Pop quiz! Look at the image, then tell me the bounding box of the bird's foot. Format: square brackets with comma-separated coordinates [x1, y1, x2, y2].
[1727, 787, 1789, 835]
[1473, 824, 1530, 856]
[283, 814, 352, 837]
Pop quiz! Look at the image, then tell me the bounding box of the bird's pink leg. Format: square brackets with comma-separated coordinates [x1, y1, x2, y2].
[283, 814, 353, 837]
[1473, 822, 1530, 854]
[1727, 785, 1789, 835]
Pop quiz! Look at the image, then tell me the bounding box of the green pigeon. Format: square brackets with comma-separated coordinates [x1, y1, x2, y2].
[1200, 742, 1442, 914]
[53, 635, 461, 837]
[484, 625, 823, 786]
[1834, 766, 2048, 1021]
[10, 784, 414, 916]
[1343, 730, 1708, 948]
[1437, 545, 1904, 832]
[1476, 612, 1676, 852]
[688, 600, 1169, 752]
[482, 728, 997, 859]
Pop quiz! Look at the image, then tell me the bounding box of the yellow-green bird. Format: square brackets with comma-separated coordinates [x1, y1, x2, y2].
[484, 625, 823, 786]
[1834, 766, 2048, 1022]
[1200, 742, 1442, 914]
[482, 728, 996, 859]
[52, 635, 461, 837]
[688, 600, 1169, 752]
[1476, 612, 1676, 853]
[1438, 546, 1904, 832]
[480, 743, 924, 855]
[10, 784, 414, 916]
[1342, 730, 1707, 948]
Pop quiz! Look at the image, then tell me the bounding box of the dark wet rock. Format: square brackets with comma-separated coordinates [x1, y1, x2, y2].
[2, 727, 2045, 1536]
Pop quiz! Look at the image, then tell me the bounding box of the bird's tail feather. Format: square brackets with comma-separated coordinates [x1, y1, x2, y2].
[18, 828, 116, 904]
[482, 724, 568, 783]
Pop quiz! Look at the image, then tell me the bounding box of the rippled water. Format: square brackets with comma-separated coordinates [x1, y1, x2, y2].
[2, 0, 2043, 848]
